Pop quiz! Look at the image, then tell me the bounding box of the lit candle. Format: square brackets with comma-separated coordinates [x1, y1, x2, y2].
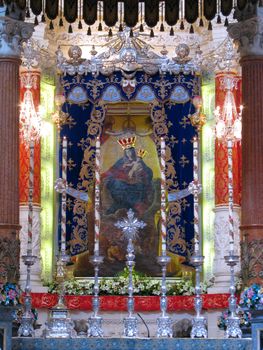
[227, 139, 234, 253]
[193, 136, 200, 254]
[94, 137, 101, 254]
[61, 136, 67, 253]
[160, 137, 167, 255]
[27, 140, 34, 254]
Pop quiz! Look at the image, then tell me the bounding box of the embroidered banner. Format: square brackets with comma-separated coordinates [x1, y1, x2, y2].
[60, 71, 200, 277]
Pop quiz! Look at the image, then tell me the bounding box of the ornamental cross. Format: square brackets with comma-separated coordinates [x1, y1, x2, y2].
[115, 209, 146, 241]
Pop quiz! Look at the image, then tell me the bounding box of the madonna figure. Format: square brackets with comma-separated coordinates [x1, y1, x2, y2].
[102, 136, 153, 216]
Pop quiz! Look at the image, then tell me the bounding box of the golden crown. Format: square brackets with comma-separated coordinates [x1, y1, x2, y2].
[117, 136, 136, 150]
[137, 149, 147, 158]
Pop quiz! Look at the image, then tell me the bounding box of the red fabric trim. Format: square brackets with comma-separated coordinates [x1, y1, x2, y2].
[31, 293, 231, 311]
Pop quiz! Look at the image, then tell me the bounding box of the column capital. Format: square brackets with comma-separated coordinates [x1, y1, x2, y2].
[228, 5, 263, 57]
[0, 16, 34, 58]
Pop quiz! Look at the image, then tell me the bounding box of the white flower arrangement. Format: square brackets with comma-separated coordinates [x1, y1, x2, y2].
[48, 270, 210, 296]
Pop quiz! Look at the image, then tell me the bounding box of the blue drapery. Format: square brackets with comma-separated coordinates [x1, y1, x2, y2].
[59, 71, 200, 270]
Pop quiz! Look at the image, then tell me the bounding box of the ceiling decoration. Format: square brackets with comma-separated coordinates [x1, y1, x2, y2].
[1, 0, 250, 35]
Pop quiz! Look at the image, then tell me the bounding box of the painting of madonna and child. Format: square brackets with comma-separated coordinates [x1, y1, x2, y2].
[75, 114, 187, 278]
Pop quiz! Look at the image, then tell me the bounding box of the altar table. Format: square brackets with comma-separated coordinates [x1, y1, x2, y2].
[12, 337, 252, 350]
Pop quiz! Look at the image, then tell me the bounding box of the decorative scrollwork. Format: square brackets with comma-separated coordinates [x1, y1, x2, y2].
[0, 236, 20, 282]
[241, 234, 263, 284]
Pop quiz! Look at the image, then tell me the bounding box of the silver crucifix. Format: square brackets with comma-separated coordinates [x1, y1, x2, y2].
[167, 182, 199, 203]
[115, 209, 146, 337]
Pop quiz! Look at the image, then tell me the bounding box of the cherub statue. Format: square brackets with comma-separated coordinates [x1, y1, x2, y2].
[173, 43, 191, 64]
[67, 45, 85, 64]
[119, 47, 142, 72]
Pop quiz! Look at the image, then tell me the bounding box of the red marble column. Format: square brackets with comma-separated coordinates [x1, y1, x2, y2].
[227, 2, 263, 285]
[240, 56, 263, 284]
[0, 57, 21, 282]
[19, 69, 41, 206]
[215, 72, 242, 207]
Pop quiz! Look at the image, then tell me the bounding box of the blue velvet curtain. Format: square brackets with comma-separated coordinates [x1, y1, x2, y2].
[59, 71, 200, 268]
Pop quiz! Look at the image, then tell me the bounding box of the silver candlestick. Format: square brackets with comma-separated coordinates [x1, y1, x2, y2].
[224, 141, 242, 338]
[88, 137, 104, 337]
[54, 251, 70, 309]
[18, 253, 37, 337]
[156, 254, 172, 337]
[87, 254, 104, 337]
[224, 253, 242, 338]
[214, 75, 242, 338]
[44, 252, 76, 338]
[124, 236, 137, 337]
[18, 141, 37, 337]
[156, 137, 172, 337]
[115, 209, 146, 338]
[190, 253, 207, 338]
[188, 135, 207, 339]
